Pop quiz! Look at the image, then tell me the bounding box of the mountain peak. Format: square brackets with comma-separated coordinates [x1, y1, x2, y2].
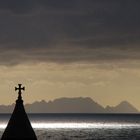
[118, 101, 131, 106]
[106, 100, 139, 113]
[0, 97, 139, 113]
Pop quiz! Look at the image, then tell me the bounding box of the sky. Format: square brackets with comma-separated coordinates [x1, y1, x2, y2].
[0, 0, 140, 109]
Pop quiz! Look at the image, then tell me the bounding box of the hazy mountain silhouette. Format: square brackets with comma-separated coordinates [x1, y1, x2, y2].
[0, 97, 139, 113]
[105, 101, 139, 113]
[25, 97, 105, 113]
[0, 104, 14, 113]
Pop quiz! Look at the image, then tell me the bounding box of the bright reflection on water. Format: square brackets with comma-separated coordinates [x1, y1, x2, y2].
[32, 122, 140, 129]
[0, 122, 140, 129]
[0, 114, 140, 130]
[1, 114, 140, 140]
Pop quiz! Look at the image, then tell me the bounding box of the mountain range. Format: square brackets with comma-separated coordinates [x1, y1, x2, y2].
[0, 97, 139, 113]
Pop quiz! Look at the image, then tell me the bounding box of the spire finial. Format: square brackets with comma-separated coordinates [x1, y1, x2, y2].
[15, 84, 25, 100]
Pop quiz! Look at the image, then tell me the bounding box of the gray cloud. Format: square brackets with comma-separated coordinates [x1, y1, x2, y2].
[0, 0, 140, 65]
[0, 46, 139, 66]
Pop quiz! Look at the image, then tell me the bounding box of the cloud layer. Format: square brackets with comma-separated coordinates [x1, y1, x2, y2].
[0, 0, 139, 64]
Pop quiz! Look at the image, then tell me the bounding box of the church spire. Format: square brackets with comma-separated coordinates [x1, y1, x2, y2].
[1, 84, 37, 140]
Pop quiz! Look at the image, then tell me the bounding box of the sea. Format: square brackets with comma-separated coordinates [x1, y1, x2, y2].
[0, 114, 140, 140]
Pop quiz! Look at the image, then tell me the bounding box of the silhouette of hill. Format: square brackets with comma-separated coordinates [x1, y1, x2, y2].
[105, 101, 139, 113]
[25, 97, 105, 113]
[0, 97, 139, 113]
[0, 104, 14, 113]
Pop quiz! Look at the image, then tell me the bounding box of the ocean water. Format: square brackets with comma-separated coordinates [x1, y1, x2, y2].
[0, 114, 140, 140]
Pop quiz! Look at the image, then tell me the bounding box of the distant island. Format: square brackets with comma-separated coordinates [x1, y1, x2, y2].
[0, 97, 139, 113]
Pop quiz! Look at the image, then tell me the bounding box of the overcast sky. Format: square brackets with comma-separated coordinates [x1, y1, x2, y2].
[0, 0, 140, 109]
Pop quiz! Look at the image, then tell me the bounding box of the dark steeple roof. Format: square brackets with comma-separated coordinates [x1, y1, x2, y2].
[1, 84, 37, 140]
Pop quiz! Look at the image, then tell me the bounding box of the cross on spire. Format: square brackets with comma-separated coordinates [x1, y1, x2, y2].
[15, 84, 25, 100]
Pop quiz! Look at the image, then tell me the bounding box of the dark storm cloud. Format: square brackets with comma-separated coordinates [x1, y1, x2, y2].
[0, 0, 140, 65]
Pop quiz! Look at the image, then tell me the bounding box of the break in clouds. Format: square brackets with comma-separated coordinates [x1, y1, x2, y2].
[0, 0, 140, 65]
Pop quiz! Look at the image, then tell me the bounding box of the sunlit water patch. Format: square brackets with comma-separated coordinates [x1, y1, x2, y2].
[32, 122, 140, 129]
[0, 114, 140, 140]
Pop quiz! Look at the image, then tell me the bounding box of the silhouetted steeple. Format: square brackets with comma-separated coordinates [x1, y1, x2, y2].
[1, 84, 37, 140]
